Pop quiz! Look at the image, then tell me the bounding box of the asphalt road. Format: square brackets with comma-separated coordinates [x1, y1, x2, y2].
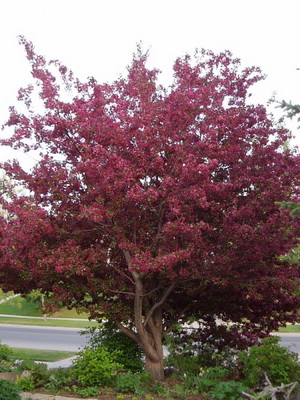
[274, 333, 300, 355]
[1, 325, 300, 358]
[0, 325, 90, 351]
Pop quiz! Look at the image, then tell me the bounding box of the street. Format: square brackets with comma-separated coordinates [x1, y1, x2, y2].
[1, 325, 300, 359]
[0, 325, 90, 352]
[274, 333, 300, 355]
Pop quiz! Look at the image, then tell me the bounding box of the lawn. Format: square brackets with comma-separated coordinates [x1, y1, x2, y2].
[10, 348, 77, 362]
[0, 295, 92, 320]
[0, 294, 100, 328]
[0, 315, 99, 328]
[278, 325, 300, 333]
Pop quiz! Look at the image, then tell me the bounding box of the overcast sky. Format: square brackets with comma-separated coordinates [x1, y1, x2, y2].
[1, 0, 300, 168]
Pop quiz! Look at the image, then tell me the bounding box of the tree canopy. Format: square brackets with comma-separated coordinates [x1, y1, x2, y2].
[1, 38, 300, 379]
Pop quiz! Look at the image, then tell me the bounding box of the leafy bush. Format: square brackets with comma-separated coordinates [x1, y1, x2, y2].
[208, 380, 248, 400]
[239, 336, 300, 387]
[204, 366, 229, 380]
[115, 372, 143, 394]
[0, 344, 12, 361]
[14, 359, 47, 375]
[176, 367, 230, 395]
[72, 346, 123, 387]
[83, 323, 144, 372]
[73, 386, 100, 398]
[17, 375, 36, 391]
[14, 359, 48, 388]
[0, 360, 13, 372]
[45, 368, 73, 392]
[115, 371, 152, 396]
[151, 382, 171, 397]
[0, 379, 21, 400]
[165, 331, 239, 376]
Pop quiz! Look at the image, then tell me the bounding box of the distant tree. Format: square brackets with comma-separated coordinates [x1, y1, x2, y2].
[277, 94, 300, 216]
[1, 38, 300, 380]
[279, 100, 300, 128]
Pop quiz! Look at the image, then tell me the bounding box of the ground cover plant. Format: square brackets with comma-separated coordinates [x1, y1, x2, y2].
[1, 38, 300, 380]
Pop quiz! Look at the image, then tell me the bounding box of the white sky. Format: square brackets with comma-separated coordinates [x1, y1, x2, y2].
[0, 0, 300, 168]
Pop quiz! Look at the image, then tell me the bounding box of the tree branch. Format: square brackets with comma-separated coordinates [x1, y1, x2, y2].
[144, 281, 177, 328]
[108, 289, 135, 296]
[114, 320, 140, 345]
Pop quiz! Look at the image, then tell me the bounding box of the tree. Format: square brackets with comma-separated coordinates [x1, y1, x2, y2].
[276, 96, 300, 216]
[1, 38, 300, 380]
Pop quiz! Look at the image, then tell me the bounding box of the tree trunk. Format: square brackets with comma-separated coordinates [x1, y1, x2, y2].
[143, 307, 165, 380]
[145, 354, 165, 381]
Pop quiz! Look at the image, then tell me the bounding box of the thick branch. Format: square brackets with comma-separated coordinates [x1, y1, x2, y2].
[144, 281, 177, 328]
[123, 250, 160, 362]
[109, 264, 135, 285]
[114, 320, 140, 345]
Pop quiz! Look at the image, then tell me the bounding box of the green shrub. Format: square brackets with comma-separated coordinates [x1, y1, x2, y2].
[14, 359, 48, 388]
[45, 368, 73, 392]
[73, 386, 100, 398]
[72, 346, 123, 387]
[165, 352, 200, 376]
[170, 382, 197, 399]
[14, 359, 47, 375]
[115, 371, 152, 396]
[115, 372, 142, 394]
[239, 336, 300, 387]
[175, 366, 230, 395]
[17, 375, 36, 391]
[204, 366, 229, 380]
[0, 379, 21, 400]
[0, 344, 12, 361]
[208, 380, 248, 400]
[165, 332, 238, 376]
[83, 323, 144, 372]
[151, 382, 171, 397]
[0, 360, 13, 372]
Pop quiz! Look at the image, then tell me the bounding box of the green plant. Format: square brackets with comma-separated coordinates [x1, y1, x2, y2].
[239, 336, 300, 387]
[208, 380, 248, 400]
[83, 323, 144, 372]
[115, 372, 143, 394]
[72, 346, 122, 387]
[171, 383, 196, 399]
[192, 375, 216, 393]
[204, 366, 229, 380]
[73, 386, 100, 397]
[0, 360, 13, 372]
[0, 344, 12, 361]
[0, 379, 21, 400]
[14, 359, 48, 388]
[14, 359, 47, 375]
[45, 368, 73, 392]
[151, 382, 171, 397]
[17, 375, 36, 391]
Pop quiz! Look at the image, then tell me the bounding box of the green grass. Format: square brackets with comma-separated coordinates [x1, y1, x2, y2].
[52, 308, 90, 319]
[278, 325, 300, 333]
[0, 316, 99, 328]
[0, 296, 41, 316]
[0, 295, 94, 321]
[11, 348, 77, 362]
[0, 291, 15, 301]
